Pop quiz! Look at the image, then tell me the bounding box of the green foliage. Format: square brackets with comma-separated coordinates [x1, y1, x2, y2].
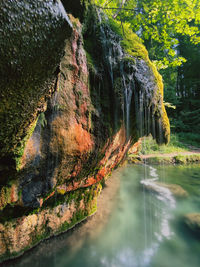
[140, 134, 189, 155]
[14, 118, 38, 170]
[144, 155, 174, 164]
[38, 112, 47, 128]
[95, 0, 200, 68]
[176, 132, 200, 148]
[174, 154, 200, 164]
[143, 153, 200, 164]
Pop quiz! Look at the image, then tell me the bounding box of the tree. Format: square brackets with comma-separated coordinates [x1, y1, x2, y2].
[95, 0, 200, 68]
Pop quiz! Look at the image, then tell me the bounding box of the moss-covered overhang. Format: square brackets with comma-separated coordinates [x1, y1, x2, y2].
[83, 6, 170, 145]
[0, 0, 72, 175]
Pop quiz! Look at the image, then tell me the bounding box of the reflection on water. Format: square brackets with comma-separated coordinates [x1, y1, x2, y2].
[2, 164, 200, 267]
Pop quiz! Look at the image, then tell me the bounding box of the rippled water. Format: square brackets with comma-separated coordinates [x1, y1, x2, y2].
[3, 164, 200, 267]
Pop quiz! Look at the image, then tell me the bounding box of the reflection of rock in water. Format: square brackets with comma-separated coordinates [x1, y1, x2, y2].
[2, 171, 120, 267]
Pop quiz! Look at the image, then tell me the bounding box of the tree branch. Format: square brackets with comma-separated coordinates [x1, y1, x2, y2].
[113, 0, 127, 19]
[95, 5, 138, 12]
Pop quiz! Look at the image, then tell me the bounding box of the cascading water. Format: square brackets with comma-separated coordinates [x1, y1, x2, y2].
[140, 164, 176, 264]
[136, 84, 174, 260]
[96, 8, 166, 143]
[96, 10, 135, 139]
[46, 90, 60, 189]
[121, 66, 134, 139]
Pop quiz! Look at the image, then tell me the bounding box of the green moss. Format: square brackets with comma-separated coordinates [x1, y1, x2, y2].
[107, 17, 170, 144]
[0, 187, 11, 211]
[174, 154, 200, 164]
[84, 39, 98, 74]
[108, 19, 148, 60]
[121, 56, 136, 64]
[0, 181, 19, 211]
[174, 155, 187, 164]
[0, 183, 101, 226]
[128, 154, 142, 164]
[161, 106, 170, 144]
[14, 117, 38, 170]
[144, 156, 174, 164]
[38, 112, 47, 128]
[59, 208, 89, 233]
[68, 14, 80, 29]
[143, 153, 200, 165]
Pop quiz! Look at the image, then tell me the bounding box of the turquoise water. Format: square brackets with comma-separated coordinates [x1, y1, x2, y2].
[3, 164, 200, 267]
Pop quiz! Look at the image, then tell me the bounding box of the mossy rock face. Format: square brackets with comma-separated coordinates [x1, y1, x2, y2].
[0, 183, 101, 263]
[0, 1, 171, 261]
[83, 6, 170, 145]
[0, 0, 72, 178]
[0, 0, 170, 207]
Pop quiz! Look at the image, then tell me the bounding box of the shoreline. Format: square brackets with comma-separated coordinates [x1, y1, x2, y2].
[129, 152, 200, 165]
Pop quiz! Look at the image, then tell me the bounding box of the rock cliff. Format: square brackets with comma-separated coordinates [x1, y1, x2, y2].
[0, 0, 170, 262]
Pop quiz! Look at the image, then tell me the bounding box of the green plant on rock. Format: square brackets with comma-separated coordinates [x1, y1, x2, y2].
[38, 112, 47, 128]
[14, 117, 38, 170]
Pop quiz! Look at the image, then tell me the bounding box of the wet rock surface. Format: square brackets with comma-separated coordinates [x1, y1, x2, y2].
[0, 0, 72, 176]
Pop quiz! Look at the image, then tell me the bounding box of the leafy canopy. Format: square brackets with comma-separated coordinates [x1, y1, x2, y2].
[94, 0, 200, 68]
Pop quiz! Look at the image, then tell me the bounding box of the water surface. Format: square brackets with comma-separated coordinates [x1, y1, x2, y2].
[3, 164, 200, 267]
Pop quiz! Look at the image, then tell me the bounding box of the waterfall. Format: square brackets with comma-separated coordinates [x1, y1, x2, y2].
[95, 9, 163, 141]
[121, 65, 134, 139]
[57, 0, 73, 28]
[96, 9, 134, 138]
[46, 91, 60, 190]
[140, 164, 176, 264]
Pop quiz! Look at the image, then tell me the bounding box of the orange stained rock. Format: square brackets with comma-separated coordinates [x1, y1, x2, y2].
[10, 184, 18, 203]
[45, 191, 55, 202]
[98, 167, 106, 178]
[129, 139, 141, 154]
[39, 198, 43, 207]
[21, 137, 37, 169]
[72, 123, 94, 153]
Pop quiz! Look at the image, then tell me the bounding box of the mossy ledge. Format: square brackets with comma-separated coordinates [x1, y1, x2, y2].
[0, 184, 101, 263]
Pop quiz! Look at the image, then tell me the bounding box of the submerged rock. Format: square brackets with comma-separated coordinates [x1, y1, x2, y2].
[143, 181, 188, 198]
[184, 213, 200, 233]
[155, 182, 188, 198]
